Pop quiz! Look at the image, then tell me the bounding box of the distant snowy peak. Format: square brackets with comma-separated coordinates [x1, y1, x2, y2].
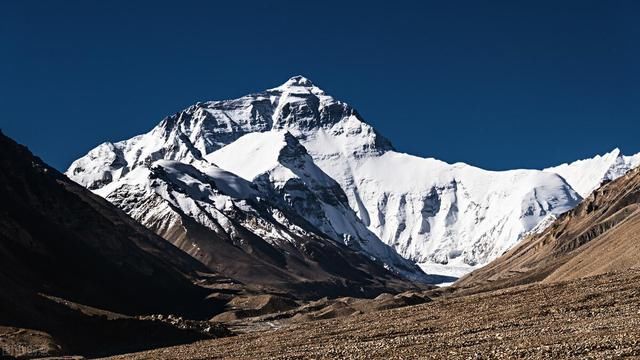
[67, 76, 392, 190]
[545, 148, 640, 197]
[65, 76, 422, 279]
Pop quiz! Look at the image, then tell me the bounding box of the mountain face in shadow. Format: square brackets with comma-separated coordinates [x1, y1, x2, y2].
[0, 130, 230, 357]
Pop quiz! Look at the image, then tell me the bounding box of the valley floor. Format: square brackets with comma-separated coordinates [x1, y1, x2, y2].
[103, 269, 640, 359]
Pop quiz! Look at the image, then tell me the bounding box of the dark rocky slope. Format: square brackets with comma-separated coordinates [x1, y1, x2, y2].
[0, 131, 231, 357]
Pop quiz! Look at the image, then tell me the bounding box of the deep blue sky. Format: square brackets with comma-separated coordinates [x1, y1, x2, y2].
[2, 1, 639, 171]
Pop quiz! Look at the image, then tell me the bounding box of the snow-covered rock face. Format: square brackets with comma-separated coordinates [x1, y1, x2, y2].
[67, 76, 391, 190]
[67, 76, 639, 282]
[95, 159, 318, 254]
[544, 148, 640, 198]
[204, 131, 413, 276]
[337, 155, 582, 267]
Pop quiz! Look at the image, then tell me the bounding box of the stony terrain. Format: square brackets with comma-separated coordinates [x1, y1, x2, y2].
[105, 269, 640, 359]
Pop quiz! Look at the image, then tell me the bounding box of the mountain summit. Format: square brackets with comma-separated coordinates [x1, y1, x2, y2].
[68, 76, 391, 190]
[271, 75, 321, 91]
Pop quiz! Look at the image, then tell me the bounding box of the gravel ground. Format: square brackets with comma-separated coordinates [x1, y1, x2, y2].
[104, 270, 640, 359]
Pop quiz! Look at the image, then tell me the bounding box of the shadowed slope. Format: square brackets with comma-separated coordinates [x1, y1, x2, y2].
[0, 131, 233, 357]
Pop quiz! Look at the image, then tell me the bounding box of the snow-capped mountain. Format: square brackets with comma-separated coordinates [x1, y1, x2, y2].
[67, 76, 638, 282]
[545, 148, 640, 198]
[68, 76, 426, 282]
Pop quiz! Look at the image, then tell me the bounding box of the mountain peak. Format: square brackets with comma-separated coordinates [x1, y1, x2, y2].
[282, 75, 315, 87]
[544, 147, 640, 198]
[271, 75, 325, 95]
[604, 147, 622, 160]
